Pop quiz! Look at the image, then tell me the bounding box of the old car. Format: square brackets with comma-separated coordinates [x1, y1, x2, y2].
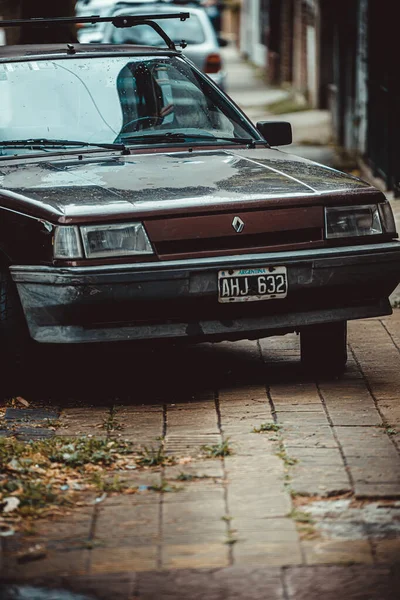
[0, 12, 400, 390]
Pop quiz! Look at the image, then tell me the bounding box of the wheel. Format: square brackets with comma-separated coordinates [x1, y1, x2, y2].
[0, 268, 32, 399]
[300, 321, 347, 377]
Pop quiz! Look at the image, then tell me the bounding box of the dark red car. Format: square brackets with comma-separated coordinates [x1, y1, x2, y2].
[1, 13, 400, 384]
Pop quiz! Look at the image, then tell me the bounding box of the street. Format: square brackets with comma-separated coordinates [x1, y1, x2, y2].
[1, 46, 400, 600]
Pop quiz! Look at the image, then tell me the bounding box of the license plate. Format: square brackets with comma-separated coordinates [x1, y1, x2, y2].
[218, 267, 287, 303]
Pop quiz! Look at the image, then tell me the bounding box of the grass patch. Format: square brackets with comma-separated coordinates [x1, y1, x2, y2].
[252, 422, 281, 434]
[149, 480, 180, 493]
[176, 472, 212, 482]
[201, 439, 233, 458]
[0, 436, 177, 527]
[136, 445, 175, 467]
[276, 448, 298, 467]
[221, 515, 233, 523]
[90, 472, 128, 494]
[288, 508, 314, 524]
[224, 534, 238, 545]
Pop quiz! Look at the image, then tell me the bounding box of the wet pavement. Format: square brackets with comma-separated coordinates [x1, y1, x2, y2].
[1, 311, 400, 598]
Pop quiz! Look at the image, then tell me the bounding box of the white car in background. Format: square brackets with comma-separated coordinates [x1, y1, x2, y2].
[75, 0, 227, 89]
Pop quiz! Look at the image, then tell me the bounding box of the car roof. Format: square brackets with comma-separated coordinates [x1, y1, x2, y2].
[0, 43, 181, 61]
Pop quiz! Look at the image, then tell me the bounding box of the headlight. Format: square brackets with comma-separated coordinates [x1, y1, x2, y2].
[54, 226, 83, 259]
[325, 204, 383, 239]
[80, 223, 153, 258]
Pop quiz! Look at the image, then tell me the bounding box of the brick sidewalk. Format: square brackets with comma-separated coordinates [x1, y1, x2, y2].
[1, 312, 400, 598]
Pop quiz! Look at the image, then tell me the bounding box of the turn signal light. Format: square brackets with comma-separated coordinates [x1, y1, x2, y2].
[205, 53, 222, 74]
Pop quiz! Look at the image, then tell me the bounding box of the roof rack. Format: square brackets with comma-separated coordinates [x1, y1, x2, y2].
[0, 13, 191, 51]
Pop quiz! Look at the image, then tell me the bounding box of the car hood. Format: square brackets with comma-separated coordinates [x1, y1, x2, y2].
[0, 147, 374, 223]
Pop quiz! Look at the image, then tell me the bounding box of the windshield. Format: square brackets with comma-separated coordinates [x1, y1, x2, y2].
[110, 15, 206, 45]
[0, 55, 256, 154]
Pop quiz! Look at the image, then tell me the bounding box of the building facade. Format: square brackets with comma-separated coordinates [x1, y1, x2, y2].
[238, 0, 400, 196]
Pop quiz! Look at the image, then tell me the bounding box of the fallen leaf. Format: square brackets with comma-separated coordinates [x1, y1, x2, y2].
[14, 397, 29, 408]
[2, 497, 20, 513]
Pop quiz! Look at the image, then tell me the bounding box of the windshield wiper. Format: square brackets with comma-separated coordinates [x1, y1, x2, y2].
[119, 133, 264, 148]
[0, 139, 128, 152]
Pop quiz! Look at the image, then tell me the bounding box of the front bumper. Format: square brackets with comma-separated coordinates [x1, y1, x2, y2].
[11, 242, 400, 344]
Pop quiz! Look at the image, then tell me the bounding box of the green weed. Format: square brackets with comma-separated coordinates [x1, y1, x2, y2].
[201, 439, 233, 458]
[252, 422, 281, 433]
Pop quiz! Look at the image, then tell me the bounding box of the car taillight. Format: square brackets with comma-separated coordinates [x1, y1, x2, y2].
[205, 53, 222, 74]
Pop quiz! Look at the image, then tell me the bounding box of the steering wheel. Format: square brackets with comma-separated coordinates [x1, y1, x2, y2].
[120, 116, 161, 134]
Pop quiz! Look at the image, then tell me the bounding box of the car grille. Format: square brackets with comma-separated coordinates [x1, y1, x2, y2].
[145, 206, 324, 259]
[155, 227, 322, 256]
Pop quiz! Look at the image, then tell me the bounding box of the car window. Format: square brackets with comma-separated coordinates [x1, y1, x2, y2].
[0, 55, 255, 151]
[111, 15, 206, 46]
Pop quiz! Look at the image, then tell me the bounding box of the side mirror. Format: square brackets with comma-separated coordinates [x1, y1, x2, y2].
[256, 121, 292, 146]
[218, 37, 228, 47]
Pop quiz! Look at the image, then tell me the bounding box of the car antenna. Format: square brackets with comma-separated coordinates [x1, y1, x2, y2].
[0, 13, 191, 51]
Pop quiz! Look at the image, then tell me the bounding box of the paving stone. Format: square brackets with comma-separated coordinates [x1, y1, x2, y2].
[290, 463, 351, 496]
[65, 572, 136, 600]
[112, 406, 163, 441]
[273, 404, 325, 413]
[211, 566, 284, 600]
[348, 457, 400, 485]
[225, 454, 284, 474]
[219, 385, 269, 403]
[269, 382, 320, 403]
[327, 410, 383, 427]
[224, 437, 281, 458]
[335, 426, 398, 458]
[301, 539, 373, 565]
[373, 538, 400, 564]
[276, 413, 329, 426]
[233, 540, 303, 566]
[136, 566, 285, 600]
[162, 543, 229, 570]
[288, 447, 344, 465]
[13, 427, 56, 440]
[2, 549, 90, 579]
[27, 508, 94, 544]
[165, 461, 224, 480]
[165, 433, 221, 455]
[291, 481, 351, 497]
[282, 425, 338, 449]
[285, 565, 398, 600]
[57, 407, 110, 437]
[95, 502, 159, 545]
[228, 493, 292, 518]
[377, 401, 400, 425]
[167, 403, 219, 431]
[163, 500, 227, 540]
[89, 546, 158, 573]
[5, 408, 60, 422]
[232, 517, 299, 543]
[354, 482, 400, 498]
[162, 484, 225, 506]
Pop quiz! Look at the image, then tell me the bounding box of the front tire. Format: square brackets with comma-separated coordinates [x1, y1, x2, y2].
[300, 321, 347, 377]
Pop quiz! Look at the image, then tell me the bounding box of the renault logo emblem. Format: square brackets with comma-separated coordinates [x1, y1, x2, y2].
[232, 216, 245, 233]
